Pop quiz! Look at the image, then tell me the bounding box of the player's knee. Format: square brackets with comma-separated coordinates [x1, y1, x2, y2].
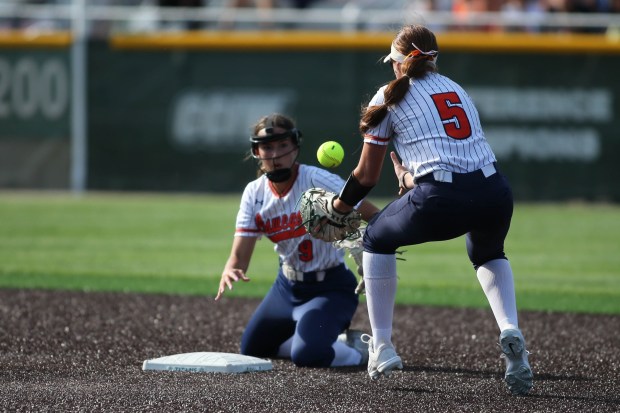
[290, 345, 332, 367]
[470, 250, 507, 269]
[240, 345, 259, 358]
[240, 340, 272, 359]
[363, 224, 397, 254]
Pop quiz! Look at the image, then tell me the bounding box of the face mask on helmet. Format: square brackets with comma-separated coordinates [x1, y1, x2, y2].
[264, 168, 292, 183]
[250, 125, 303, 183]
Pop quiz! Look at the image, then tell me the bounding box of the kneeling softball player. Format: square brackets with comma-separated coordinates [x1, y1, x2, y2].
[215, 113, 379, 367]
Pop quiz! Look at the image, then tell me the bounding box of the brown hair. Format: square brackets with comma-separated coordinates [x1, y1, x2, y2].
[252, 113, 296, 137]
[360, 25, 439, 134]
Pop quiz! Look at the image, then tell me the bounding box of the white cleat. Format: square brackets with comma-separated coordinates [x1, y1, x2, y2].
[499, 328, 533, 395]
[361, 334, 403, 380]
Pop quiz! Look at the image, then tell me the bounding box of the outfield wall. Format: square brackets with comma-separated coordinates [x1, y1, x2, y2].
[1, 31, 619, 201]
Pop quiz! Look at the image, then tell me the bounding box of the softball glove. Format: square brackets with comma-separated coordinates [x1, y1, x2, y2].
[298, 187, 362, 242]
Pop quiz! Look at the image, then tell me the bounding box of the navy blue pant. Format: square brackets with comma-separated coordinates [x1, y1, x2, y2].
[364, 169, 514, 269]
[240, 264, 358, 367]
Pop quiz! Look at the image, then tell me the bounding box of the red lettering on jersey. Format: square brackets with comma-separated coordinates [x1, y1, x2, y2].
[281, 214, 288, 227]
[255, 214, 267, 232]
[255, 212, 307, 243]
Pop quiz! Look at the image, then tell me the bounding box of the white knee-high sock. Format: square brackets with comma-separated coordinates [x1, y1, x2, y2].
[476, 258, 519, 332]
[363, 252, 398, 350]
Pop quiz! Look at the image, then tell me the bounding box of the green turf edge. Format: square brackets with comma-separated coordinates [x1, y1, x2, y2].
[2, 272, 617, 315]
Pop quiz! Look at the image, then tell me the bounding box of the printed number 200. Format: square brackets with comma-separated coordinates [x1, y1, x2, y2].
[431, 92, 472, 140]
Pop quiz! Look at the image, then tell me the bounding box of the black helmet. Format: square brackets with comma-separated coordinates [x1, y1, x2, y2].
[249, 114, 303, 183]
[250, 114, 303, 158]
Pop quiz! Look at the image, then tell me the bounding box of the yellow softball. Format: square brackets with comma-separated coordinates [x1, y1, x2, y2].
[317, 141, 344, 168]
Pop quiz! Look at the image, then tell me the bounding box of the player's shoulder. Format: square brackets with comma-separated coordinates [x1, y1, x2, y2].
[299, 163, 338, 180]
[425, 72, 463, 88]
[243, 174, 268, 194]
[300, 163, 323, 175]
[369, 86, 387, 106]
[298, 163, 345, 193]
[377, 84, 389, 93]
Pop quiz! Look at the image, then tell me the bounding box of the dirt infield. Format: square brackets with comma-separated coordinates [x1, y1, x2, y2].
[0, 289, 618, 412]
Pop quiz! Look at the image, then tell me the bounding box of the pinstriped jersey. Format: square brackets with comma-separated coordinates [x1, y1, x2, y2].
[235, 164, 346, 272]
[364, 72, 496, 179]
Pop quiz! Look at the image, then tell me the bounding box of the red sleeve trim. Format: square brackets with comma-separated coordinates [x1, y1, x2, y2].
[235, 228, 261, 235]
[363, 134, 390, 144]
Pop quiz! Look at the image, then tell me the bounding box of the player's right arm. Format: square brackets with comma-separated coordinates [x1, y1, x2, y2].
[215, 236, 258, 301]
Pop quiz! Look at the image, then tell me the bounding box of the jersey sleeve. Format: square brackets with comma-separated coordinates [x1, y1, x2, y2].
[364, 86, 393, 146]
[234, 182, 262, 238]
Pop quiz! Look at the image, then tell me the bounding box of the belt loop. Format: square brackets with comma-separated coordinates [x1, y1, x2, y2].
[481, 164, 497, 178]
[282, 264, 304, 282]
[282, 263, 341, 283]
[433, 170, 453, 183]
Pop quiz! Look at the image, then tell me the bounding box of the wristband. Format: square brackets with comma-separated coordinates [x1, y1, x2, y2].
[339, 172, 374, 207]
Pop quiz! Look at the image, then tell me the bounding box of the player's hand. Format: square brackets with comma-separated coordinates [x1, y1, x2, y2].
[215, 268, 250, 301]
[390, 151, 412, 196]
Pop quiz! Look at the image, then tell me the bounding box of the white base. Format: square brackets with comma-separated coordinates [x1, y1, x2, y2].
[142, 352, 273, 373]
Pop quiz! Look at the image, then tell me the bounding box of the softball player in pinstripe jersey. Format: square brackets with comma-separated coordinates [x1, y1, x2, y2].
[329, 25, 533, 394]
[215, 113, 379, 368]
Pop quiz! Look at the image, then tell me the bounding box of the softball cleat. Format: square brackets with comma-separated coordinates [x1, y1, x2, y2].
[499, 328, 533, 395]
[362, 334, 403, 380]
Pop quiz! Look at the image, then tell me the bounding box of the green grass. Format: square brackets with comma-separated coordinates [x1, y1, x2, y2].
[1, 191, 618, 314]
